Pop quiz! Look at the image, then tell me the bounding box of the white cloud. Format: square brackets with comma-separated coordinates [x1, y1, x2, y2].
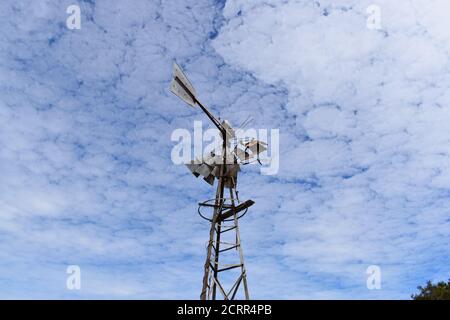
[1, 0, 449, 299]
[213, 0, 450, 298]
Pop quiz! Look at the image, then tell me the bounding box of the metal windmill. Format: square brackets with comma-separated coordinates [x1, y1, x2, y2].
[170, 62, 267, 300]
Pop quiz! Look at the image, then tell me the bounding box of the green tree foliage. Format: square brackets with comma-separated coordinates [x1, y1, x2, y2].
[412, 279, 450, 300]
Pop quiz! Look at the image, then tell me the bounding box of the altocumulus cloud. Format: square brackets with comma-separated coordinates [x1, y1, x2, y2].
[214, 0, 450, 298]
[0, 0, 287, 299]
[0, 0, 449, 299]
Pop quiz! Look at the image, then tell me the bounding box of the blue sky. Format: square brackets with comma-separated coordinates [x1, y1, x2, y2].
[0, 0, 449, 299]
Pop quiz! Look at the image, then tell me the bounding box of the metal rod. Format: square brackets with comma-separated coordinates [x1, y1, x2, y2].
[230, 186, 250, 300]
[212, 131, 227, 300]
[218, 264, 243, 273]
[219, 244, 239, 253]
[200, 181, 223, 300]
[229, 275, 243, 300]
[200, 130, 227, 300]
[220, 226, 237, 233]
[199, 203, 232, 209]
[174, 76, 224, 133]
[195, 98, 225, 134]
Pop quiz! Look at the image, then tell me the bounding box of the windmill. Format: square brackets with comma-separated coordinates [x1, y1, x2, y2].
[170, 62, 266, 300]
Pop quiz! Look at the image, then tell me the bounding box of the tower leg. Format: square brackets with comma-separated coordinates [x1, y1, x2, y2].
[229, 187, 250, 300]
[200, 174, 225, 300]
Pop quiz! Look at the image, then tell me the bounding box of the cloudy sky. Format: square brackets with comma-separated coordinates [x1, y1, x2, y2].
[1, 0, 449, 299]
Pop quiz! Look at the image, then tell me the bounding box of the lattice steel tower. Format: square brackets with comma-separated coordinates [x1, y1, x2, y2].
[170, 62, 266, 300]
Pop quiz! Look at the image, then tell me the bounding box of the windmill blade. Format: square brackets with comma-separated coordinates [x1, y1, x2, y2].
[233, 146, 250, 162]
[233, 139, 268, 163]
[203, 174, 215, 186]
[170, 62, 197, 108]
[211, 165, 221, 177]
[185, 161, 201, 177]
[196, 163, 213, 178]
[245, 139, 267, 155]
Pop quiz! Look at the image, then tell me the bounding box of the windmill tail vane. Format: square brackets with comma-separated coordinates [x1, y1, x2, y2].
[169, 61, 266, 300]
